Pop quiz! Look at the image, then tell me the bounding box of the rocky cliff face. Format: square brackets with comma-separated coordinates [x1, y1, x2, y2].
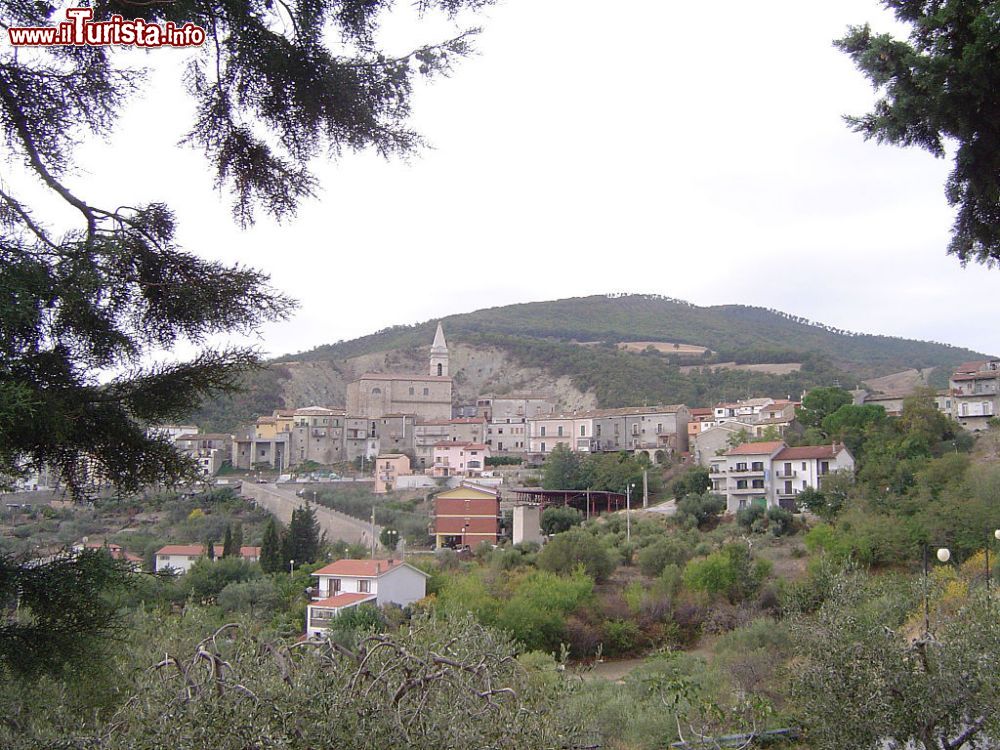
[273, 343, 597, 412]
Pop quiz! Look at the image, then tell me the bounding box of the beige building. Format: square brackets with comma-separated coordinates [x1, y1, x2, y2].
[175, 433, 232, 476]
[290, 407, 346, 466]
[528, 405, 690, 460]
[949, 359, 999, 431]
[478, 393, 553, 455]
[346, 324, 453, 421]
[432, 442, 491, 478]
[374, 454, 411, 493]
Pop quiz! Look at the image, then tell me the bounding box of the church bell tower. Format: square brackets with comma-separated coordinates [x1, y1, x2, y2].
[430, 322, 449, 377]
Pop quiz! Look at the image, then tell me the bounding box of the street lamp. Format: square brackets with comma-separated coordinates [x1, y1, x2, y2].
[923, 543, 951, 634]
[289, 558, 295, 576]
[462, 523, 469, 550]
[625, 485, 630, 542]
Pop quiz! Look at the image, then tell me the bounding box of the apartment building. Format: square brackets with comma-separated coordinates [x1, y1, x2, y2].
[432, 442, 491, 478]
[175, 433, 232, 476]
[528, 405, 690, 459]
[414, 418, 487, 468]
[949, 359, 1000, 431]
[709, 441, 854, 513]
[478, 393, 553, 455]
[433, 484, 500, 549]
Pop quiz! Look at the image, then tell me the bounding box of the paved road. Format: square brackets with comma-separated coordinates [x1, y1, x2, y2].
[240, 482, 383, 547]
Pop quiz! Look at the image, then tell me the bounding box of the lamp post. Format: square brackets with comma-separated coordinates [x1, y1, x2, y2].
[462, 523, 469, 550]
[289, 558, 295, 576]
[923, 543, 951, 634]
[625, 484, 630, 542]
[987, 529, 1000, 593]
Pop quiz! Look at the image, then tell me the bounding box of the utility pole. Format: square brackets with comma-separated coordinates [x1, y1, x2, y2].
[643, 469, 649, 509]
[370, 506, 376, 559]
[626, 483, 634, 543]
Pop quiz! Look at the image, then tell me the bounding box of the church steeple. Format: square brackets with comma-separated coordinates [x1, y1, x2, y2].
[430, 322, 449, 377]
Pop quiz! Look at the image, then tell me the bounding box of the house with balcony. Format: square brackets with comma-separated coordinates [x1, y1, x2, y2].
[709, 441, 854, 513]
[949, 359, 1000, 431]
[432, 442, 491, 478]
[414, 418, 486, 467]
[769, 444, 854, 508]
[528, 405, 690, 459]
[306, 558, 429, 637]
[175, 433, 233, 476]
[290, 406, 346, 466]
[374, 454, 411, 493]
[709, 441, 785, 513]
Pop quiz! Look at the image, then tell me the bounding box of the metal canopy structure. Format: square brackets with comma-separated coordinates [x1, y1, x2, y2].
[507, 488, 627, 516]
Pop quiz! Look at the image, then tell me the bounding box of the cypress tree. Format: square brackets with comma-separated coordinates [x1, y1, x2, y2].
[232, 523, 244, 556]
[260, 518, 283, 574]
[222, 525, 235, 558]
[205, 537, 216, 561]
[288, 502, 321, 565]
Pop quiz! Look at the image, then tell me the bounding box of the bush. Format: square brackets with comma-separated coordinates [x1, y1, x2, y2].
[638, 537, 693, 577]
[541, 506, 584, 535]
[495, 570, 593, 653]
[183, 557, 261, 601]
[217, 578, 282, 615]
[537, 528, 617, 582]
[736, 503, 765, 531]
[603, 619, 642, 656]
[682, 544, 770, 604]
[675, 493, 725, 529]
[766, 506, 795, 536]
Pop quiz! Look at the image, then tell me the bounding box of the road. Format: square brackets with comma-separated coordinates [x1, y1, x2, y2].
[642, 499, 678, 516]
[240, 482, 383, 547]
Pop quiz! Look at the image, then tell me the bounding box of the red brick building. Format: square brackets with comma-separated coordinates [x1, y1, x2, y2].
[433, 483, 500, 549]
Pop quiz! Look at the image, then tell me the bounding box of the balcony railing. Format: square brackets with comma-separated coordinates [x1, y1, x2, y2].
[731, 486, 766, 495]
[775, 470, 796, 479]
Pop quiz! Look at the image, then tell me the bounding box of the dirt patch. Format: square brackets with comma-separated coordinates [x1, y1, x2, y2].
[617, 341, 712, 356]
[679, 362, 802, 375]
[862, 368, 930, 395]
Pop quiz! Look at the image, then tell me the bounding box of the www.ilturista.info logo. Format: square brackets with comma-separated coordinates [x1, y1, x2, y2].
[7, 7, 206, 47]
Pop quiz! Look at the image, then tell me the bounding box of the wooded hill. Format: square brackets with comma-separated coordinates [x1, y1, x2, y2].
[192, 295, 991, 431]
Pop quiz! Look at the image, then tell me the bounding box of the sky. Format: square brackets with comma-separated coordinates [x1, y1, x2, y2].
[30, 1, 1000, 359]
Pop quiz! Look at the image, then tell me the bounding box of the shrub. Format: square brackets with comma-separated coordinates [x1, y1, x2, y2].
[537, 528, 617, 582]
[541, 506, 584, 535]
[736, 504, 765, 531]
[682, 544, 770, 604]
[603, 619, 642, 656]
[183, 557, 261, 601]
[495, 570, 593, 653]
[638, 537, 693, 577]
[675, 493, 725, 529]
[766, 507, 795, 536]
[217, 578, 282, 615]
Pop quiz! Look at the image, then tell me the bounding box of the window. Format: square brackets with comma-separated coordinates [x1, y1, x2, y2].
[330, 578, 341, 593]
[580, 425, 586, 436]
[735, 462, 748, 472]
[540, 426, 546, 437]
[736, 479, 748, 489]
[632, 424, 639, 436]
[541, 442, 546, 452]
[557, 426, 564, 437]
[656, 423, 663, 434]
[801, 462, 806, 470]
[783, 462, 791, 475]
[437, 363, 443, 376]
[751, 461, 763, 471]
[359, 579, 370, 593]
[751, 479, 764, 489]
[596, 424, 602, 436]
[372, 387, 381, 396]
[408, 387, 414, 395]
[423, 388, 429, 396]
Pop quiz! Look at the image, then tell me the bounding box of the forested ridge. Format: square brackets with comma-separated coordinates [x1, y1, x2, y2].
[192, 295, 988, 430]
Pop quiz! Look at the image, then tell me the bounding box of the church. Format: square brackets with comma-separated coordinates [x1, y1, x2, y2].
[345, 323, 453, 421]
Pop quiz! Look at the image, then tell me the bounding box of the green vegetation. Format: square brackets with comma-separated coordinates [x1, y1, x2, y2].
[310, 485, 432, 545]
[838, 0, 1000, 265]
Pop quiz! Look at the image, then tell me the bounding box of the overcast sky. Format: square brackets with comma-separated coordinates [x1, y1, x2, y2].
[61, 1, 1000, 359]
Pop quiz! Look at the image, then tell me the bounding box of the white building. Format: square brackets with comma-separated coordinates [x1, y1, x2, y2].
[709, 441, 854, 513]
[153, 544, 261, 574]
[306, 559, 429, 636]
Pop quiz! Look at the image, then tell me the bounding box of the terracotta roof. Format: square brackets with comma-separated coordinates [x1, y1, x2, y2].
[176, 433, 232, 441]
[951, 372, 999, 381]
[312, 559, 412, 578]
[725, 441, 786, 456]
[954, 360, 992, 373]
[309, 592, 376, 609]
[376, 454, 408, 460]
[689, 407, 714, 417]
[532, 405, 688, 420]
[775, 445, 844, 460]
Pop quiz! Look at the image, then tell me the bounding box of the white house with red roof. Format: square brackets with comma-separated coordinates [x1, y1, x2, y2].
[153, 544, 261, 573]
[709, 441, 854, 513]
[306, 558, 429, 636]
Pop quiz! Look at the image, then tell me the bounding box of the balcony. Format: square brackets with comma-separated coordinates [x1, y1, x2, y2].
[731, 486, 767, 495]
[775, 470, 796, 479]
[729, 469, 765, 478]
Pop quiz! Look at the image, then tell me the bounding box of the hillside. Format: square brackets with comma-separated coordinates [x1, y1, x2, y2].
[191, 295, 991, 430]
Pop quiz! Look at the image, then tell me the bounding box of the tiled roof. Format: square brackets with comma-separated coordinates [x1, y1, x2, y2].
[531, 405, 687, 420]
[416, 418, 485, 426]
[725, 441, 786, 456]
[309, 592, 376, 609]
[294, 406, 338, 416]
[176, 433, 232, 441]
[312, 559, 413, 578]
[775, 445, 844, 460]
